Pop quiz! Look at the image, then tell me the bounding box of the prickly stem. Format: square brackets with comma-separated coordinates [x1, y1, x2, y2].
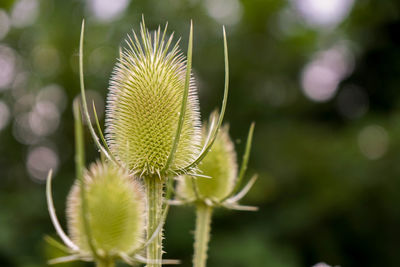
[144, 176, 165, 267]
[193, 203, 213, 267]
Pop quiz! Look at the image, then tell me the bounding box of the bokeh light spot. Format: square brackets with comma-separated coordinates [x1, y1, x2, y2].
[29, 101, 60, 137]
[37, 84, 67, 112]
[294, 0, 355, 28]
[0, 45, 17, 90]
[88, 0, 130, 22]
[26, 146, 59, 182]
[11, 0, 39, 28]
[13, 112, 39, 145]
[301, 63, 339, 102]
[301, 43, 354, 102]
[205, 0, 243, 26]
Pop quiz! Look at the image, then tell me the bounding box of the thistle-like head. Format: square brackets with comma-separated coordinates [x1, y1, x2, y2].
[178, 122, 237, 202]
[105, 20, 201, 177]
[66, 161, 145, 257]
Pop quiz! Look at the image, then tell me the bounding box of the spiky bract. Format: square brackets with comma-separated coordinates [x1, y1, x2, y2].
[178, 123, 237, 201]
[66, 161, 145, 256]
[105, 22, 201, 177]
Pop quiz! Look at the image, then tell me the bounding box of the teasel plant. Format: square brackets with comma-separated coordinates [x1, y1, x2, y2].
[175, 114, 258, 267]
[45, 101, 180, 266]
[77, 17, 230, 266]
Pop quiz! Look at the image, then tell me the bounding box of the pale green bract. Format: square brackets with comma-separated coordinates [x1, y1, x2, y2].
[178, 122, 238, 201]
[105, 21, 201, 177]
[66, 161, 145, 256]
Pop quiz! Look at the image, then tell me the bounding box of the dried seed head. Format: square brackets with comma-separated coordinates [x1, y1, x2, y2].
[105, 22, 201, 177]
[66, 161, 145, 256]
[178, 122, 237, 201]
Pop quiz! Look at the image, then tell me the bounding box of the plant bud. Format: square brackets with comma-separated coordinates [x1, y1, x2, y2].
[105, 22, 201, 176]
[66, 161, 145, 256]
[178, 123, 237, 202]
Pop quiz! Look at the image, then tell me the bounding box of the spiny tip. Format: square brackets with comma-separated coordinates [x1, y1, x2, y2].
[141, 14, 145, 25]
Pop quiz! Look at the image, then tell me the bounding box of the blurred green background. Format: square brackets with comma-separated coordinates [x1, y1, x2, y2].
[1, 0, 400, 266]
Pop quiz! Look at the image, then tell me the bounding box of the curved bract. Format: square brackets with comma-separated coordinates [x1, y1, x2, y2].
[178, 122, 237, 202]
[66, 161, 145, 256]
[105, 21, 201, 177]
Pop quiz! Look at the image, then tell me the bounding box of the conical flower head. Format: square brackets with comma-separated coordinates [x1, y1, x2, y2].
[105, 22, 201, 177]
[66, 161, 145, 256]
[178, 122, 237, 201]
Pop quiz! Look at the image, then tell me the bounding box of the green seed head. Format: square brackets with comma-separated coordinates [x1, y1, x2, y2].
[178, 121, 237, 202]
[66, 161, 145, 256]
[105, 21, 201, 177]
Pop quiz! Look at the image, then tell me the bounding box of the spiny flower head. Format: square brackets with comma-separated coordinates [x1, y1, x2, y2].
[66, 161, 145, 256]
[178, 121, 237, 202]
[105, 21, 201, 177]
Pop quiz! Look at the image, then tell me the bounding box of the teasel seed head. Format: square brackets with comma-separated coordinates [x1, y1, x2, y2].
[66, 161, 145, 256]
[105, 21, 201, 177]
[178, 118, 237, 202]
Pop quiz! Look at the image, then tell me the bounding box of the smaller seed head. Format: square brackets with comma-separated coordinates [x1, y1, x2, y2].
[178, 121, 237, 202]
[66, 161, 145, 256]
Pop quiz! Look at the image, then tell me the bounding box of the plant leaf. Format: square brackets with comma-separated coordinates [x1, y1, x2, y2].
[223, 122, 255, 201]
[48, 255, 83, 265]
[46, 170, 79, 251]
[222, 203, 258, 211]
[92, 101, 117, 162]
[173, 26, 229, 175]
[78, 19, 116, 163]
[44, 235, 72, 254]
[225, 174, 258, 204]
[163, 20, 193, 172]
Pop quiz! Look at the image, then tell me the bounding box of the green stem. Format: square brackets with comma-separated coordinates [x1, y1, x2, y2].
[96, 258, 115, 267]
[73, 101, 98, 259]
[193, 203, 213, 267]
[144, 176, 164, 267]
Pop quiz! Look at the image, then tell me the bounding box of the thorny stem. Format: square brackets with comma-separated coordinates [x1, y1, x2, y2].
[193, 203, 213, 267]
[144, 176, 165, 267]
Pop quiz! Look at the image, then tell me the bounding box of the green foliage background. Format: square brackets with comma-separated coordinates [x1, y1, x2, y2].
[1, 0, 400, 266]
